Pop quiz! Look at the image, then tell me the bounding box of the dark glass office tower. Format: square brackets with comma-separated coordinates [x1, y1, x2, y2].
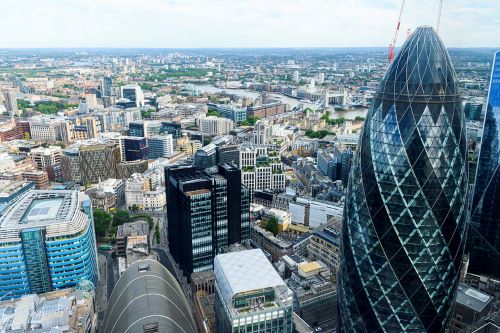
[338, 26, 468, 332]
[469, 51, 500, 278]
[165, 164, 250, 275]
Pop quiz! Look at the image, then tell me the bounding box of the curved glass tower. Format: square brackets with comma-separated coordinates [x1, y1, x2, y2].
[338, 26, 468, 332]
[469, 51, 500, 278]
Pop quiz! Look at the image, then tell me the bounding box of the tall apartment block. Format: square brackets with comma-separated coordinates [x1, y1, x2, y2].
[166, 164, 250, 275]
[0, 190, 98, 298]
[214, 249, 293, 333]
[239, 144, 285, 193]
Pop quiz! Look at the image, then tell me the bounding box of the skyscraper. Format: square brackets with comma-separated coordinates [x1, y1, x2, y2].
[338, 26, 468, 332]
[100, 76, 112, 97]
[165, 164, 250, 275]
[0, 190, 98, 298]
[468, 51, 500, 278]
[2, 90, 19, 115]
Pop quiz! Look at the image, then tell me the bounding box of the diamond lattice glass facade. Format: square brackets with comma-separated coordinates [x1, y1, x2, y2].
[338, 26, 468, 332]
[469, 51, 500, 278]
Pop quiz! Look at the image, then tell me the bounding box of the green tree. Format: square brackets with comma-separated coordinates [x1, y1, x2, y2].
[131, 204, 140, 211]
[93, 209, 113, 237]
[206, 110, 221, 117]
[266, 216, 279, 236]
[240, 116, 260, 126]
[113, 209, 130, 226]
[354, 116, 366, 122]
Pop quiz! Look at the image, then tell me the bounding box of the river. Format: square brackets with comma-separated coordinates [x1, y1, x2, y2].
[194, 84, 369, 120]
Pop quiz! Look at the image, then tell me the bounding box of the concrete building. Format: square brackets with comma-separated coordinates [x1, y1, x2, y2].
[147, 134, 174, 159]
[250, 224, 292, 262]
[280, 255, 337, 330]
[61, 142, 121, 184]
[214, 249, 293, 333]
[0, 190, 98, 298]
[30, 146, 62, 180]
[450, 285, 495, 333]
[0, 288, 96, 333]
[239, 144, 285, 193]
[0, 180, 35, 215]
[125, 173, 166, 211]
[120, 84, 144, 107]
[2, 90, 19, 115]
[198, 116, 234, 136]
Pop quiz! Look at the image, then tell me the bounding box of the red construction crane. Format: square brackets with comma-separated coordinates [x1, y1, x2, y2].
[388, 0, 406, 63]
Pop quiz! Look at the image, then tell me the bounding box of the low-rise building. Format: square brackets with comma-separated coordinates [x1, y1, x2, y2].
[450, 284, 495, 333]
[251, 224, 292, 261]
[0, 180, 34, 215]
[116, 220, 150, 257]
[279, 255, 337, 330]
[0, 288, 96, 333]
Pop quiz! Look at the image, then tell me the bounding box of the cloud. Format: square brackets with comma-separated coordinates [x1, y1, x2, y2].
[0, 0, 498, 48]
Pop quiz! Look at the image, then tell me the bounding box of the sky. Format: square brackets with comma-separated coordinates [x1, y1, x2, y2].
[0, 0, 498, 48]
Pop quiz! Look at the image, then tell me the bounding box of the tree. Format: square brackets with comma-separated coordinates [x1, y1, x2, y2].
[266, 216, 279, 236]
[93, 209, 113, 237]
[240, 116, 260, 126]
[113, 209, 130, 226]
[131, 204, 140, 211]
[206, 110, 221, 117]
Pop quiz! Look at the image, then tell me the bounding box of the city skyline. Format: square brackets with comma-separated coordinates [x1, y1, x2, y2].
[1, 0, 499, 48]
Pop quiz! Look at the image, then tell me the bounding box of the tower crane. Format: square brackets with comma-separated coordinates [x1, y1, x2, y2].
[388, 0, 406, 63]
[388, 0, 444, 63]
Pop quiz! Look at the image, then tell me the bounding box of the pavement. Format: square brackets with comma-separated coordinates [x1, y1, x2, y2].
[96, 250, 117, 329]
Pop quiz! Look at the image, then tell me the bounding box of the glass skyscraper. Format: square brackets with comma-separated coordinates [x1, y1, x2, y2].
[165, 164, 250, 275]
[338, 26, 468, 332]
[0, 190, 98, 298]
[469, 51, 500, 278]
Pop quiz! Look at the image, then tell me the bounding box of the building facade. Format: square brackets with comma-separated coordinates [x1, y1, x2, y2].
[469, 51, 500, 279]
[338, 27, 468, 332]
[166, 164, 250, 275]
[0, 190, 98, 298]
[214, 249, 294, 333]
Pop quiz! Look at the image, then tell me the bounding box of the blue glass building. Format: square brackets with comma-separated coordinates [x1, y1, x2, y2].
[123, 136, 148, 161]
[0, 190, 98, 298]
[338, 26, 468, 332]
[469, 51, 500, 278]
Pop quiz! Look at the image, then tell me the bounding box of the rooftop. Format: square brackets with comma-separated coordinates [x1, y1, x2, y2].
[0, 190, 89, 242]
[0, 288, 94, 333]
[456, 284, 493, 313]
[214, 249, 290, 310]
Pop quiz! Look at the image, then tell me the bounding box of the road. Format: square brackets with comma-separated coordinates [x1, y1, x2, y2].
[99, 250, 116, 298]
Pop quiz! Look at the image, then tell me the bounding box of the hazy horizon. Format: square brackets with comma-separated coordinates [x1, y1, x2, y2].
[1, 0, 499, 49]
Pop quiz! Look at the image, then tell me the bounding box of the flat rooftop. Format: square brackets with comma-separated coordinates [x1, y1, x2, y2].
[214, 249, 289, 309]
[456, 284, 493, 313]
[0, 190, 88, 242]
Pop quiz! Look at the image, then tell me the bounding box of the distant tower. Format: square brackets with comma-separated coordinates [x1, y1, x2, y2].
[3, 90, 19, 115]
[318, 72, 325, 85]
[338, 26, 468, 332]
[293, 70, 299, 83]
[468, 51, 500, 279]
